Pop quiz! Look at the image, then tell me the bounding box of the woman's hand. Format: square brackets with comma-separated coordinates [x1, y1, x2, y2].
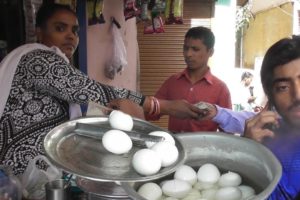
[107, 99, 145, 119]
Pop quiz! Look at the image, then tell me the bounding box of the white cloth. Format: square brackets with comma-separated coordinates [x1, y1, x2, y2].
[0, 43, 81, 119]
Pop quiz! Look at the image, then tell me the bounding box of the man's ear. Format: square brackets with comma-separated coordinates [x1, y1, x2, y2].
[36, 27, 42, 42]
[209, 48, 214, 57]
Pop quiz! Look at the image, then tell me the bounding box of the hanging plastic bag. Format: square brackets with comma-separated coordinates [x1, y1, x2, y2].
[87, 0, 105, 26]
[104, 19, 128, 79]
[165, 0, 183, 24]
[143, 11, 165, 34]
[21, 155, 62, 200]
[154, 0, 166, 12]
[152, 12, 165, 33]
[124, 0, 140, 20]
[143, 19, 155, 34]
[139, 0, 150, 21]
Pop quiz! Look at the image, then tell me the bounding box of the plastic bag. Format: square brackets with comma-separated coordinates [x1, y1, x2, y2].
[124, 0, 140, 20]
[21, 155, 62, 200]
[87, 0, 105, 26]
[140, 0, 149, 21]
[143, 12, 165, 34]
[104, 21, 128, 79]
[165, 0, 183, 24]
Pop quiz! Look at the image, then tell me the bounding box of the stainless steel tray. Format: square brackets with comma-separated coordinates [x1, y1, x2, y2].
[43, 116, 186, 182]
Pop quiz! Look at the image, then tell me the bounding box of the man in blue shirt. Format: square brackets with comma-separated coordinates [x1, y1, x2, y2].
[244, 35, 300, 200]
[198, 36, 300, 199]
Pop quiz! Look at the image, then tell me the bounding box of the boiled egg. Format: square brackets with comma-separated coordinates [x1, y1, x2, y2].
[102, 130, 132, 154]
[197, 163, 220, 185]
[193, 181, 218, 191]
[145, 131, 175, 148]
[218, 171, 242, 187]
[201, 188, 218, 200]
[174, 165, 197, 185]
[132, 148, 161, 176]
[161, 179, 192, 199]
[137, 182, 162, 200]
[238, 185, 256, 199]
[181, 188, 202, 200]
[215, 186, 242, 200]
[109, 110, 133, 131]
[151, 141, 179, 167]
[162, 197, 179, 200]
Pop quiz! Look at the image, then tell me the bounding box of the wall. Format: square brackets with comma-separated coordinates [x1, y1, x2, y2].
[242, 2, 293, 68]
[87, 0, 138, 91]
[210, 0, 237, 82]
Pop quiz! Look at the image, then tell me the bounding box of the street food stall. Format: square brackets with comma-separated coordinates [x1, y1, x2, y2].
[42, 115, 281, 200]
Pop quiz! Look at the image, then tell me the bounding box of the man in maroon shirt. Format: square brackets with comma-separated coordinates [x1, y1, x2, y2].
[147, 26, 232, 133]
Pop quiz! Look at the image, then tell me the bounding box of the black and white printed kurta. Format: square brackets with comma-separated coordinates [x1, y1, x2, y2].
[0, 49, 144, 175]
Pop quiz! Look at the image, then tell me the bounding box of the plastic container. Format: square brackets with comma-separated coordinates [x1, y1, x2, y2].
[45, 179, 70, 200]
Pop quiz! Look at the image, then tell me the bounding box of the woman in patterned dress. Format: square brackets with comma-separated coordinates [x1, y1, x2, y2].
[0, 3, 147, 175]
[0, 3, 204, 175]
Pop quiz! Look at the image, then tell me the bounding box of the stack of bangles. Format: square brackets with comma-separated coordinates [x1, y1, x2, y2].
[148, 96, 160, 116]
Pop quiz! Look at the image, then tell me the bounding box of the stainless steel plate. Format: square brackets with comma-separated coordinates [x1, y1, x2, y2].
[43, 116, 186, 182]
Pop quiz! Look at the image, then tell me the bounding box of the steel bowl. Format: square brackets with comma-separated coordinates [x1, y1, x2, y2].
[43, 116, 186, 182]
[121, 132, 282, 200]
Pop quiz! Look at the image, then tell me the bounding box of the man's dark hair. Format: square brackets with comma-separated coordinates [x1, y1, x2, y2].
[35, 3, 76, 28]
[260, 35, 300, 102]
[184, 26, 215, 49]
[241, 71, 253, 81]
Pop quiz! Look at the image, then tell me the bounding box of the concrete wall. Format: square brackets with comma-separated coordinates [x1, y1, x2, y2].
[242, 2, 293, 68]
[87, 0, 138, 91]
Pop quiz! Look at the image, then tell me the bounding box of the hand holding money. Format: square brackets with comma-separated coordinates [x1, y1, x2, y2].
[194, 102, 218, 120]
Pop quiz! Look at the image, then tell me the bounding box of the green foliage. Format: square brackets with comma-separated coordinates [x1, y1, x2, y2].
[236, 2, 253, 33]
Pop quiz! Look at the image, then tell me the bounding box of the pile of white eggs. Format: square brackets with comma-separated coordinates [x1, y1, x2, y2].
[102, 110, 179, 176]
[132, 130, 179, 176]
[137, 163, 256, 200]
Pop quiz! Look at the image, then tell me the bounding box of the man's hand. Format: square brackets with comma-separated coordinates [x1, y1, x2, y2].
[159, 100, 216, 119]
[107, 99, 145, 120]
[244, 111, 280, 142]
[248, 96, 256, 103]
[158, 99, 198, 119]
[194, 101, 217, 120]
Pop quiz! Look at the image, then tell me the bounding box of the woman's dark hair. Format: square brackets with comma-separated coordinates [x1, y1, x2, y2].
[35, 3, 76, 28]
[260, 35, 300, 101]
[184, 26, 215, 50]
